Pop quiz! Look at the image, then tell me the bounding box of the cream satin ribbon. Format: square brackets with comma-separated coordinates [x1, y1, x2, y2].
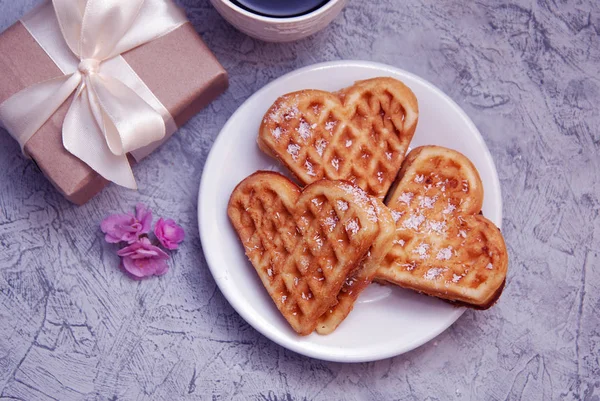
[0, 0, 187, 189]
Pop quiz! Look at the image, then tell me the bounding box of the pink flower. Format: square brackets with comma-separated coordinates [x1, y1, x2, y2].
[117, 237, 169, 278]
[101, 203, 152, 244]
[154, 218, 185, 250]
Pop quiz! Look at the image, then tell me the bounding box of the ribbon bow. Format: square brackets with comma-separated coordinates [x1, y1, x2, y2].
[0, 0, 187, 189]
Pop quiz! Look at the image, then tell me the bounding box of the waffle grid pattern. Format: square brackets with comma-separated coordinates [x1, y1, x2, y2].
[316, 199, 396, 334]
[259, 78, 418, 199]
[229, 175, 378, 334]
[375, 147, 508, 307]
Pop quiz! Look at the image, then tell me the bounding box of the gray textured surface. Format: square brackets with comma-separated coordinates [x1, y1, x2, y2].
[0, 0, 598, 399]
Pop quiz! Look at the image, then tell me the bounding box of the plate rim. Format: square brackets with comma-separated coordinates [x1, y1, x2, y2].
[198, 60, 502, 362]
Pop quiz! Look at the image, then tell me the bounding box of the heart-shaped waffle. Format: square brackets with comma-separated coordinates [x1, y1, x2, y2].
[258, 77, 419, 199]
[375, 146, 508, 308]
[228, 172, 391, 335]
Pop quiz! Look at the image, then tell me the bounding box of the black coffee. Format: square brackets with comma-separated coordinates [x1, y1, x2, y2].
[232, 0, 329, 17]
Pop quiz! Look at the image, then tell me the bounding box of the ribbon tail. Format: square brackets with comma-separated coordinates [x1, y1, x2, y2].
[0, 73, 80, 152]
[63, 86, 137, 189]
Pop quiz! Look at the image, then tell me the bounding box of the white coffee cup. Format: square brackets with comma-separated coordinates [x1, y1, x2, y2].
[210, 0, 347, 42]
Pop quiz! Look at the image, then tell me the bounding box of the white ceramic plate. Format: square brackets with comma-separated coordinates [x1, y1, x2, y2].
[198, 61, 502, 363]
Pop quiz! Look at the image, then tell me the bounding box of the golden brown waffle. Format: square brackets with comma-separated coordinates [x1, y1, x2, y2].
[228, 172, 387, 335]
[258, 77, 419, 199]
[316, 198, 395, 334]
[375, 146, 508, 309]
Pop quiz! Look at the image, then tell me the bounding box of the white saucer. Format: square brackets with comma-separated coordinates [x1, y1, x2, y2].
[198, 61, 502, 362]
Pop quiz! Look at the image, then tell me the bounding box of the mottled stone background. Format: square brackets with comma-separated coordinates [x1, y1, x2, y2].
[0, 0, 598, 400]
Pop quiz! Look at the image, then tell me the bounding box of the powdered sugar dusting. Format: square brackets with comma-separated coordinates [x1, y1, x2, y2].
[269, 101, 299, 123]
[412, 242, 430, 259]
[325, 121, 337, 132]
[424, 267, 445, 280]
[436, 246, 453, 260]
[345, 139, 353, 147]
[285, 105, 299, 120]
[297, 120, 312, 141]
[287, 144, 300, 160]
[486, 263, 494, 270]
[315, 139, 327, 156]
[436, 179, 449, 189]
[340, 184, 371, 208]
[391, 210, 403, 223]
[398, 192, 414, 205]
[331, 157, 340, 170]
[324, 216, 338, 232]
[339, 184, 377, 221]
[346, 219, 360, 235]
[393, 239, 406, 246]
[402, 261, 416, 271]
[337, 200, 349, 211]
[377, 171, 384, 183]
[415, 174, 424, 183]
[427, 220, 447, 235]
[443, 201, 456, 214]
[385, 152, 392, 160]
[452, 274, 462, 283]
[366, 205, 377, 223]
[419, 195, 437, 209]
[271, 127, 282, 139]
[314, 234, 323, 248]
[403, 213, 425, 231]
[305, 160, 316, 176]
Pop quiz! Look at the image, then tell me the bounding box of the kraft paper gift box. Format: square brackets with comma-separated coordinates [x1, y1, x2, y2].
[0, 2, 228, 205]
